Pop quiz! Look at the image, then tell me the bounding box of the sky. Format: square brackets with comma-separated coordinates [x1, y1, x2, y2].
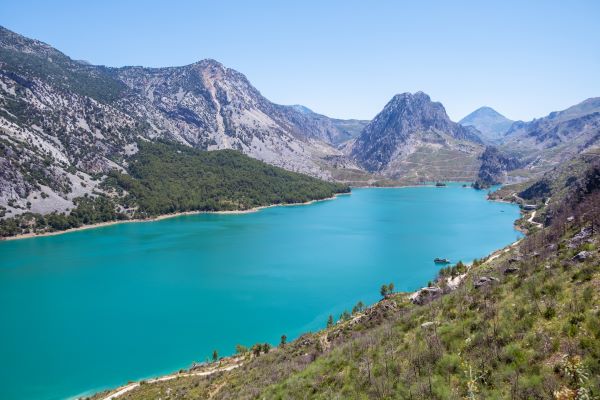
[1, 0, 599, 121]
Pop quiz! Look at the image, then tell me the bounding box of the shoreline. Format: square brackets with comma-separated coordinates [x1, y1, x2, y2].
[351, 181, 474, 189]
[2, 182, 482, 242]
[1, 183, 481, 242]
[2, 193, 350, 242]
[88, 237, 528, 400]
[74, 184, 523, 400]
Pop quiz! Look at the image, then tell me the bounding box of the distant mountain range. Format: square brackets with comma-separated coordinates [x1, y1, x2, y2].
[473, 97, 600, 187]
[1, 25, 599, 218]
[502, 97, 600, 165]
[459, 106, 514, 144]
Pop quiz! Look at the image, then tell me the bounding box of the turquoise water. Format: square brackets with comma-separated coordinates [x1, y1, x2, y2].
[0, 185, 521, 400]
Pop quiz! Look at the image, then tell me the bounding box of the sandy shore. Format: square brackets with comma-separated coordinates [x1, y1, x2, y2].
[94, 361, 242, 400]
[2, 193, 348, 242]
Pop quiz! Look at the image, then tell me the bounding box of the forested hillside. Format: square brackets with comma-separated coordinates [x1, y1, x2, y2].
[0, 141, 349, 238]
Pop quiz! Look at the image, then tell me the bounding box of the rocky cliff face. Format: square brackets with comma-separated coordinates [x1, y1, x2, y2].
[350, 92, 483, 181]
[459, 106, 514, 144]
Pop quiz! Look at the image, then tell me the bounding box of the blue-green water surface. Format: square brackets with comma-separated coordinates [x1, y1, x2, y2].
[0, 185, 521, 399]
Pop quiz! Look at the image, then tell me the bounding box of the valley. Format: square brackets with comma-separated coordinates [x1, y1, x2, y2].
[0, 16, 599, 400]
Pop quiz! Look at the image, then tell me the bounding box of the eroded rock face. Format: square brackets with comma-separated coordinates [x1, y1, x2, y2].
[115, 60, 340, 179]
[569, 227, 592, 248]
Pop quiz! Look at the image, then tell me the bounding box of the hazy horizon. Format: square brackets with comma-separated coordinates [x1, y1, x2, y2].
[2, 0, 599, 122]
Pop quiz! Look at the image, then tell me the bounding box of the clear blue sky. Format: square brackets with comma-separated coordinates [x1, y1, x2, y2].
[1, 0, 599, 121]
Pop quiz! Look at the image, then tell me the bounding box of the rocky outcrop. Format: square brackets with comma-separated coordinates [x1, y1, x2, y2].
[473, 276, 499, 289]
[409, 286, 443, 305]
[572, 251, 591, 262]
[351, 92, 482, 172]
[473, 146, 522, 188]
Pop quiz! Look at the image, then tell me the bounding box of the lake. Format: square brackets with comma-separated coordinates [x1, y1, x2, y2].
[0, 185, 521, 400]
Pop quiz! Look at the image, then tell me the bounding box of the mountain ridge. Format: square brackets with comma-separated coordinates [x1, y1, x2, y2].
[2, 24, 600, 218]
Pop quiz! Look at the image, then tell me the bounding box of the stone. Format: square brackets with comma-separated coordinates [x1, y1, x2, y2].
[474, 276, 499, 289]
[572, 251, 591, 262]
[409, 287, 443, 305]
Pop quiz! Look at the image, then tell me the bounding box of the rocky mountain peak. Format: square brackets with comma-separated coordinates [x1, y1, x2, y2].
[350, 92, 482, 175]
[380, 91, 453, 128]
[471, 106, 502, 116]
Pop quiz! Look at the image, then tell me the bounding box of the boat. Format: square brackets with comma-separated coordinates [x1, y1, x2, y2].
[434, 258, 450, 264]
[435, 182, 446, 187]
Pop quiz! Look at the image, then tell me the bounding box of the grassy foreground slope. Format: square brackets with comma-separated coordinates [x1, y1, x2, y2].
[91, 155, 600, 400]
[0, 141, 349, 237]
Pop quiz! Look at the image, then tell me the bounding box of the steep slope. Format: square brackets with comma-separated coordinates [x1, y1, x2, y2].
[115, 60, 339, 177]
[0, 26, 126, 103]
[350, 92, 483, 182]
[0, 26, 359, 217]
[0, 30, 140, 217]
[459, 106, 514, 144]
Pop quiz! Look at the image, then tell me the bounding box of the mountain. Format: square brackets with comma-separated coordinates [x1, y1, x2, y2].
[480, 97, 600, 182]
[503, 97, 600, 163]
[459, 106, 514, 144]
[114, 59, 346, 174]
[350, 92, 484, 181]
[0, 26, 361, 218]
